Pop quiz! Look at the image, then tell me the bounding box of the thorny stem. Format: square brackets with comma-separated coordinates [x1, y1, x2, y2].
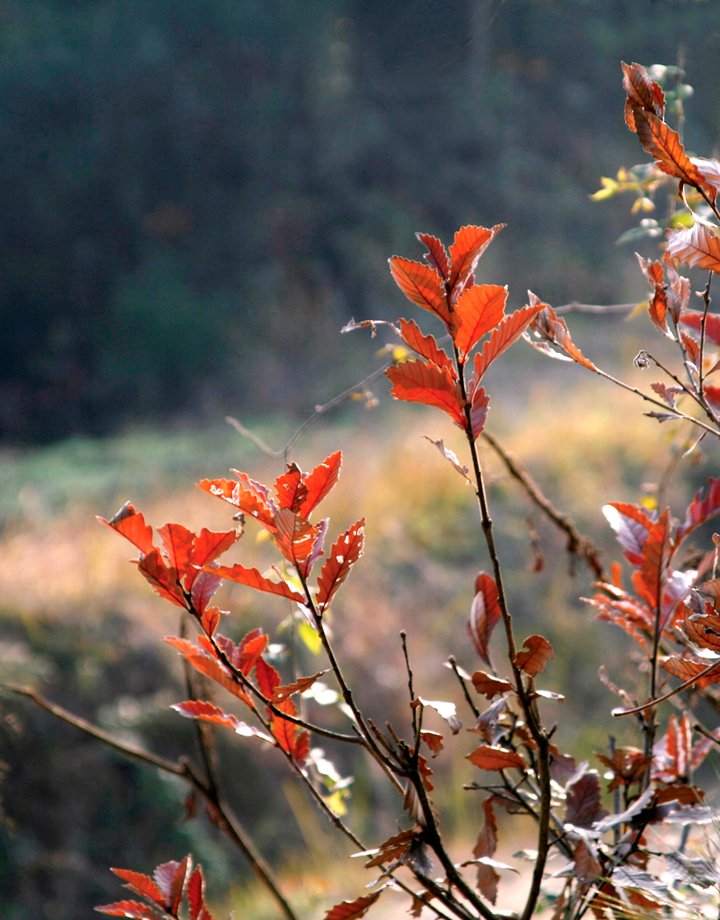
[4, 683, 299, 920]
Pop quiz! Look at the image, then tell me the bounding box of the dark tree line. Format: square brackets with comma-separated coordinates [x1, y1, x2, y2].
[2, 0, 719, 442]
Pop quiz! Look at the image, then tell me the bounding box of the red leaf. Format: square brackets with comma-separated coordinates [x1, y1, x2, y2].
[138, 550, 186, 608]
[469, 385, 490, 440]
[675, 476, 720, 550]
[154, 857, 190, 915]
[524, 301, 597, 371]
[621, 61, 665, 132]
[398, 317, 454, 371]
[416, 231, 449, 279]
[208, 563, 305, 602]
[274, 465, 307, 512]
[467, 744, 525, 771]
[633, 108, 711, 189]
[564, 770, 607, 827]
[172, 700, 273, 743]
[662, 654, 720, 689]
[572, 839, 602, 880]
[299, 451, 343, 517]
[272, 671, 327, 703]
[187, 867, 212, 920]
[364, 828, 419, 867]
[386, 359, 464, 426]
[420, 729, 445, 756]
[324, 891, 382, 920]
[453, 284, 508, 360]
[271, 698, 310, 763]
[95, 900, 162, 919]
[98, 502, 155, 556]
[473, 798, 499, 904]
[514, 634, 553, 677]
[157, 522, 194, 580]
[448, 224, 504, 292]
[255, 655, 281, 700]
[667, 224, 720, 274]
[274, 510, 326, 574]
[316, 518, 365, 612]
[111, 870, 166, 907]
[602, 502, 654, 565]
[634, 510, 672, 608]
[388, 256, 449, 323]
[472, 302, 546, 382]
[187, 528, 238, 587]
[636, 254, 669, 334]
[467, 572, 501, 666]
[163, 636, 254, 706]
[471, 670, 513, 699]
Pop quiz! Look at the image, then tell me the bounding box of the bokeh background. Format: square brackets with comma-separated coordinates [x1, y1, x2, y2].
[2, 2, 720, 918]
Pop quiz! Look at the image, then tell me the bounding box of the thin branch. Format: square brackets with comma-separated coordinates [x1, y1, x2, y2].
[481, 430, 606, 581]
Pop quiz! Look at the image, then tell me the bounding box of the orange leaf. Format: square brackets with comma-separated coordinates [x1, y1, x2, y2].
[473, 798, 499, 903]
[324, 891, 382, 920]
[98, 502, 155, 556]
[471, 670, 513, 699]
[316, 518, 365, 612]
[416, 231, 449, 279]
[271, 698, 310, 762]
[299, 451, 343, 517]
[633, 108, 710, 188]
[388, 256, 449, 324]
[95, 900, 162, 919]
[272, 671, 327, 703]
[621, 61, 665, 132]
[386, 359, 464, 426]
[274, 510, 327, 574]
[172, 700, 272, 743]
[398, 317, 454, 371]
[453, 284, 508, 360]
[524, 301, 596, 371]
[274, 465, 307, 512]
[363, 828, 419, 868]
[420, 729, 444, 757]
[666, 224, 720, 274]
[208, 563, 305, 602]
[158, 523, 194, 579]
[472, 302, 546, 382]
[514, 634, 553, 677]
[138, 550, 186, 608]
[448, 224, 504, 292]
[164, 636, 254, 706]
[467, 744, 525, 771]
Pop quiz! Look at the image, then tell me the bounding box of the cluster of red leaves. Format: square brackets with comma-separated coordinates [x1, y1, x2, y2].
[385, 226, 545, 439]
[97, 857, 213, 920]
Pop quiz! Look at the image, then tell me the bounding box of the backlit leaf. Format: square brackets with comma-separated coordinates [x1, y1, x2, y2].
[676, 477, 720, 547]
[416, 231, 449, 280]
[473, 301, 546, 381]
[274, 465, 307, 512]
[98, 502, 155, 556]
[467, 745, 525, 771]
[602, 502, 654, 565]
[471, 670, 513, 699]
[415, 697, 461, 733]
[634, 510, 672, 609]
[473, 798, 499, 903]
[388, 256, 449, 323]
[164, 636, 253, 706]
[564, 769, 607, 828]
[271, 698, 310, 763]
[420, 730, 444, 757]
[324, 891, 382, 920]
[95, 900, 162, 919]
[157, 522, 194, 580]
[469, 386, 490, 440]
[154, 857, 190, 915]
[208, 563, 305, 602]
[398, 318, 453, 371]
[453, 284, 507, 360]
[386, 359, 464, 426]
[423, 436, 469, 479]
[524, 301, 596, 370]
[666, 224, 720, 274]
[633, 108, 710, 189]
[316, 518, 365, 612]
[111, 870, 166, 907]
[514, 634, 553, 677]
[172, 700, 273, 743]
[272, 671, 327, 703]
[467, 572, 501, 666]
[448, 224, 504, 292]
[274, 510, 326, 574]
[137, 550, 186, 608]
[300, 451, 343, 517]
[621, 61, 665, 132]
[363, 828, 419, 868]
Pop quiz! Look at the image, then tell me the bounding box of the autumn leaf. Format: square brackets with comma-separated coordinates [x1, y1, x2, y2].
[157, 522, 194, 579]
[448, 224, 504, 292]
[270, 698, 310, 763]
[471, 670, 513, 699]
[97, 502, 155, 556]
[472, 301, 546, 381]
[467, 572, 501, 666]
[416, 231, 449, 279]
[207, 563, 305, 602]
[398, 317, 454, 371]
[666, 224, 720, 274]
[524, 301, 597, 371]
[621, 61, 665, 132]
[324, 891, 382, 920]
[633, 108, 709, 189]
[95, 900, 162, 919]
[299, 451, 343, 517]
[111, 870, 166, 907]
[274, 465, 307, 512]
[564, 769, 607, 828]
[154, 857, 191, 915]
[388, 256, 449, 324]
[469, 385, 490, 440]
[420, 730, 445, 757]
[467, 744, 525, 771]
[172, 700, 273, 743]
[386, 358, 464, 426]
[473, 798, 499, 904]
[316, 518, 365, 612]
[514, 634, 553, 677]
[274, 509, 327, 574]
[602, 501, 654, 566]
[634, 510, 672, 609]
[363, 828, 420, 868]
[164, 636, 254, 706]
[453, 283, 508, 360]
[271, 671, 327, 703]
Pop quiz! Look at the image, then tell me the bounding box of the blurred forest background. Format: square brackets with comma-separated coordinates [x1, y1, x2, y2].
[3, 2, 720, 919]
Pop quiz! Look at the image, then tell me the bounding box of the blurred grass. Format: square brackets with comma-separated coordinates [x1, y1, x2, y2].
[2, 366, 717, 918]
